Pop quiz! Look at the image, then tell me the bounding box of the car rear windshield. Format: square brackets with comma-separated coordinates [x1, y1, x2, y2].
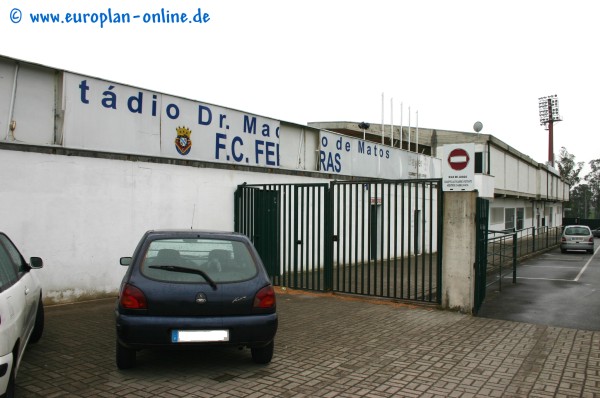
[141, 238, 258, 283]
[565, 227, 591, 236]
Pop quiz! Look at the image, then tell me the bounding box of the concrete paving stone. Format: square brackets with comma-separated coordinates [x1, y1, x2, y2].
[13, 292, 600, 397]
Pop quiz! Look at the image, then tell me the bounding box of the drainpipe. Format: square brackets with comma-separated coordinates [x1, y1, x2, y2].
[6, 62, 19, 141]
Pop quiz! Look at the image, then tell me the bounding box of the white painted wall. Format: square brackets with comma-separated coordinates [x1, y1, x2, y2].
[0, 148, 330, 303]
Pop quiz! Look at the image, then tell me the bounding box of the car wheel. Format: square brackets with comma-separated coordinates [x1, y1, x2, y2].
[561, 249, 566, 253]
[588, 250, 594, 254]
[29, 297, 44, 344]
[251, 341, 274, 364]
[116, 340, 136, 369]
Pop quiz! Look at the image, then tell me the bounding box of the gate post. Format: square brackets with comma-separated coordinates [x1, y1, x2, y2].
[324, 184, 334, 291]
[441, 191, 479, 313]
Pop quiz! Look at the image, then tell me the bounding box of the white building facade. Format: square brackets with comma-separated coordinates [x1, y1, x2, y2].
[1, 55, 568, 304]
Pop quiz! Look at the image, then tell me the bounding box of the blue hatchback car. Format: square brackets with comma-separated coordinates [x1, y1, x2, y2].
[115, 230, 277, 369]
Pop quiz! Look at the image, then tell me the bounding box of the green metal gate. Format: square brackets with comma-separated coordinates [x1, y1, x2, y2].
[474, 197, 490, 314]
[235, 179, 443, 304]
[235, 183, 329, 291]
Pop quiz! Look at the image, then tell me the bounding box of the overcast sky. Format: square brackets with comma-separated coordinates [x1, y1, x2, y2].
[2, 0, 598, 173]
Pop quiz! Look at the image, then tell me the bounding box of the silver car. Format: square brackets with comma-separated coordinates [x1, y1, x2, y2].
[561, 225, 595, 254]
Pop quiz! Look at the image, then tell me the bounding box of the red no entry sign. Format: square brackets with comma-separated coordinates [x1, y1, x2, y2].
[447, 148, 470, 171]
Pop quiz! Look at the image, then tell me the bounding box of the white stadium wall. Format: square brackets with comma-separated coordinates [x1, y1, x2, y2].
[0, 149, 331, 303]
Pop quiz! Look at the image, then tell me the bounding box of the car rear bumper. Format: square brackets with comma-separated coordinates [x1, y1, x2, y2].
[116, 312, 278, 349]
[561, 242, 594, 251]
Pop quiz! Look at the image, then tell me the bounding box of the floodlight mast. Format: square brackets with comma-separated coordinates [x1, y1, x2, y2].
[538, 95, 562, 167]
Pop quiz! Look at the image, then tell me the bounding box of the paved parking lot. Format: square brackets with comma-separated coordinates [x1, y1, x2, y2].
[479, 245, 600, 330]
[16, 288, 600, 397]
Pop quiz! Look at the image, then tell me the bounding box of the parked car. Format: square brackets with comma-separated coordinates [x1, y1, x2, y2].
[115, 230, 278, 369]
[592, 227, 600, 238]
[0, 232, 44, 398]
[561, 225, 595, 254]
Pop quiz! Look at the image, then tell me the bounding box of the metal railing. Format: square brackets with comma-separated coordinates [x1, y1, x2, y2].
[486, 226, 562, 290]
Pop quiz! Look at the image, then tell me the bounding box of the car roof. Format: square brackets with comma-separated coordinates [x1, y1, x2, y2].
[563, 225, 592, 233]
[143, 229, 249, 239]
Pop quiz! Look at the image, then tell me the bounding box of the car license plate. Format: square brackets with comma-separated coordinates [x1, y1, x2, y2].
[171, 330, 229, 343]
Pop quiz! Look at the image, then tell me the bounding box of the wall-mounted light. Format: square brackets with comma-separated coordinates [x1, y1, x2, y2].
[358, 122, 370, 140]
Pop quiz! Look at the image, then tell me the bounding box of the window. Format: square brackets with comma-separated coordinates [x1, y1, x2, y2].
[516, 208, 524, 230]
[491, 208, 504, 224]
[505, 208, 515, 231]
[0, 233, 25, 272]
[142, 238, 257, 283]
[0, 244, 18, 290]
[475, 152, 483, 173]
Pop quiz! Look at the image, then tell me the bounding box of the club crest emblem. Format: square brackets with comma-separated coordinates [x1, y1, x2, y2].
[175, 126, 192, 155]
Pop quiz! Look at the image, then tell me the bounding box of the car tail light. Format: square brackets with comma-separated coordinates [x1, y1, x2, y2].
[253, 285, 276, 309]
[120, 283, 147, 309]
[589, 237, 594, 243]
[561, 237, 567, 243]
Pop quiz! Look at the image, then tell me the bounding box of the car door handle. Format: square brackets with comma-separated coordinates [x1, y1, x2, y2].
[24, 287, 30, 295]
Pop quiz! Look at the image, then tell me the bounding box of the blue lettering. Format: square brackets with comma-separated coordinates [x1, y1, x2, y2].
[244, 115, 257, 134]
[232, 136, 244, 162]
[128, 92, 143, 114]
[321, 136, 328, 147]
[255, 140, 264, 164]
[192, 8, 210, 23]
[334, 153, 341, 172]
[79, 80, 89, 104]
[219, 114, 226, 128]
[264, 141, 276, 166]
[198, 105, 212, 125]
[101, 86, 117, 109]
[326, 153, 335, 171]
[358, 141, 365, 153]
[319, 151, 326, 171]
[319, 151, 341, 173]
[261, 124, 271, 137]
[166, 104, 179, 120]
[215, 133, 227, 160]
[151, 94, 158, 116]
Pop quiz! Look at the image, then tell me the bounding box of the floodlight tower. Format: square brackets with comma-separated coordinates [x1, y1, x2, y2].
[538, 95, 562, 167]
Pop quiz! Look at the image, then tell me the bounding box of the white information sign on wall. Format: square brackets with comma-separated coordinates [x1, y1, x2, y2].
[442, 143, 475, 191]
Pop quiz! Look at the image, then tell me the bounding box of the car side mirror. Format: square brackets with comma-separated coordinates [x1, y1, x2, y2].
[120, 257, 132, 266]
[29, 257, 43, 269]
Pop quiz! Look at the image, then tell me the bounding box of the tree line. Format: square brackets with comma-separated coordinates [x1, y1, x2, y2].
[557, 147, 600, 219]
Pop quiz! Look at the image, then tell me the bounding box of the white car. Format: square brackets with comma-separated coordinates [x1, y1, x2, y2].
[0, 232, 44, 398]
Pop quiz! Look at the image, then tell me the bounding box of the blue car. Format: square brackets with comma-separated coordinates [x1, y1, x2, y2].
[115, 230, 278, 369]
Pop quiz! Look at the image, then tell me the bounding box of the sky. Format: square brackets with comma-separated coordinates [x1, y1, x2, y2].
[2, 0, 599, 174]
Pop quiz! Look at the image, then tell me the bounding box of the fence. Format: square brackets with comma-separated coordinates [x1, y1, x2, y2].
[234, 179, 443, 304]
[486, 226, 562, 290]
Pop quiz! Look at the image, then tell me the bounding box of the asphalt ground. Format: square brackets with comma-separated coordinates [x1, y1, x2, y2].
[15, 287, 600, 397]
[479, 243, 600, 331]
